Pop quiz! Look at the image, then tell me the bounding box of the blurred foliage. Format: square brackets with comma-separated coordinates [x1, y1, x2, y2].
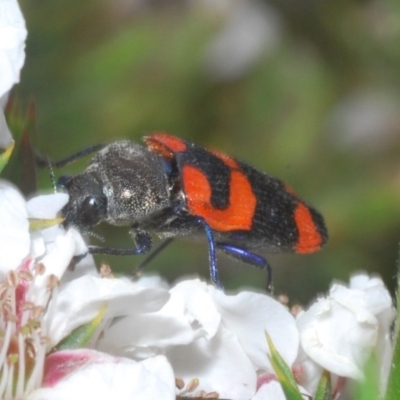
[14, 0, 400, 304]
[2, 100, 37, 194]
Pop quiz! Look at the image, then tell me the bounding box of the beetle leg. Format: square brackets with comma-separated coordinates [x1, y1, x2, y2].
[132, 237, 174, 278]
[216, 243, 273, 293]
[88, 229, 152, 256]
[195, 217, 223, 290]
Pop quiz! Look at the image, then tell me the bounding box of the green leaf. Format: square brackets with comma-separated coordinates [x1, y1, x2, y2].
[2, 99, 38, 195]
[29, 217, 65, 231]
[56, 305, 107, 350]
[0, 141, 15, 174]
[315, 370, 332, 400]
[351, 356, 379, 400]
[265, 331, 304, 400]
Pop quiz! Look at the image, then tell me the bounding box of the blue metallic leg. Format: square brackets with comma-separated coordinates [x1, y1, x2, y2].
[196, 217, 223, 290]
[217, 243, 273, 293]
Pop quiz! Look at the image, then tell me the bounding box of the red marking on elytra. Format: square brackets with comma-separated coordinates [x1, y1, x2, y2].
[182, 164, 257, 231]
[209, 149, 239, 169]
[284, 183, 297, 197]
[145, 133, 187, 157]
[294, 203, 323, 253]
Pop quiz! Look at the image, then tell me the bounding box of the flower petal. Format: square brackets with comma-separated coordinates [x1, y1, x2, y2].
[0, 180, 29, 272]
[297, 295, 376, 379]
[293, 346, 324, 396]
[252, 380, 286, 400]
[212, 288, 299, 371]
[348, 273, 393, 315]
[252, 381, 310, 400]
[169, 326, 257, 400]
[0, 0, 27, 97]
[349, 273, 395, 391]
[48, 275, 170, 347]
[170, 279, 221, 339]
[29, 350, 175, 400]
[27, 193, 71, 247]
[98, 290, 195, 355]
[27, 193, 69, 219]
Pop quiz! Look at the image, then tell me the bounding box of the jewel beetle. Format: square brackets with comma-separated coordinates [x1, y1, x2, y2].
[53, 133, 328, 290]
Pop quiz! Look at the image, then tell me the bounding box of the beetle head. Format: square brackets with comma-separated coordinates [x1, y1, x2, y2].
[57, 172, 107, 232]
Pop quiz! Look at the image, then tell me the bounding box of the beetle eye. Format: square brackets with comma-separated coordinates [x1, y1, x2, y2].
[80, 196, 105, 227]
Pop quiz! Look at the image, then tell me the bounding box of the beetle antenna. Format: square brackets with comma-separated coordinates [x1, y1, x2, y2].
[47, 157, 57, 193]
[87, 231, 106, 243]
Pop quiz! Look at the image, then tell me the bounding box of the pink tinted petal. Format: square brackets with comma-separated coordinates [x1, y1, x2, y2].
[212, 288, 299, 371]
[42, 349, 103, 387]
[15, 259, 33, 326]
[0, 180, 29, 272]
[32, 352, 175, 400]
[256, 372, 276, 390]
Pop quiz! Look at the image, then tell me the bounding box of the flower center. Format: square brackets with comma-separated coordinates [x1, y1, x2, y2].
[0, 258, 58, 398]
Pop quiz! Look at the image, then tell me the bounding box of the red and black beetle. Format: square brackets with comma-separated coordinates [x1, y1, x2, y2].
[55, 133, 328, 290]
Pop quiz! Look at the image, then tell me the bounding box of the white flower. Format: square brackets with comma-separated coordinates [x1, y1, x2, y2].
[27, 351, 176, 400]
[0, 180, 30, 271]
[0, 183, 172, 398]
[349, 273, 394, 391]
[0, 0, 26, 96]
[297, 272, 394, 390]
[48, 275, 170, 348]
[0, 184, 90, 397]
[0, 0, 27, 148]
[98, 278, 299, 399]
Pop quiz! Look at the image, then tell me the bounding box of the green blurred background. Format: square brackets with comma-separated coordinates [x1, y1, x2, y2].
[13, 0, 400, 304]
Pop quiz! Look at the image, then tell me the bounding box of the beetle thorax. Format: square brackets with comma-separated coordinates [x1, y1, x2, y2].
[91, 141, 171, 225]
